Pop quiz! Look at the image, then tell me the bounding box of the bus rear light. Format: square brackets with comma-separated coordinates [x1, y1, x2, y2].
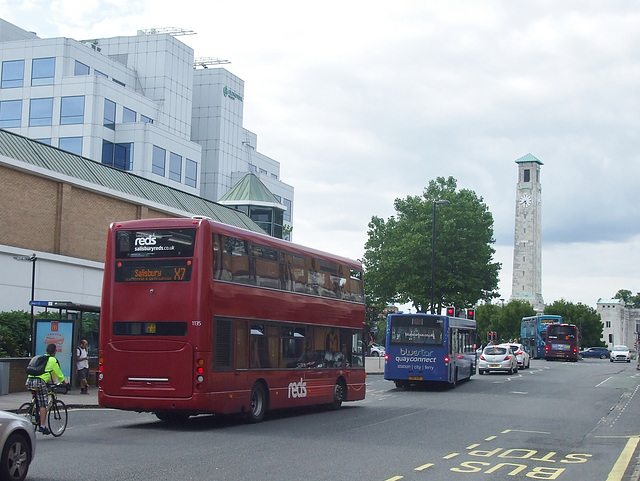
[444, 356, 450, 363]
[196, 366, 204, 375]
[196, 375, 204, 383]
[384, 354, 389, 361]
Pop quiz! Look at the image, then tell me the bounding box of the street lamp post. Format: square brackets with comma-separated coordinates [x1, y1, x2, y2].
[430, 200, 450, 314]
[13, 253, 37, 355]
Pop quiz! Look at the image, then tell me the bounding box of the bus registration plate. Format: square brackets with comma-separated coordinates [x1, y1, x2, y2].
[408, 376, 423, 381]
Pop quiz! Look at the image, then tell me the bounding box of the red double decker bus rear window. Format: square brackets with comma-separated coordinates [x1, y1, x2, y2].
[116, 228, 196, 258]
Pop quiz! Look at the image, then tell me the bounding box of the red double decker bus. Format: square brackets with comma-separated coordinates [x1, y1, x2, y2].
[98, 217, 366, 422]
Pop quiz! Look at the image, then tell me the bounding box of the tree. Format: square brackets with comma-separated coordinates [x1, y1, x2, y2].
[614, 289, 640, 308]
[545, 299, 603, 347]
[363, 176, 500, 313]
[476, 300, 535, 345]
[0, 311, 31, 357]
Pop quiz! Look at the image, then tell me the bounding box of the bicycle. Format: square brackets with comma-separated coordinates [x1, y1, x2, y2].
[17, 383, 68, 437]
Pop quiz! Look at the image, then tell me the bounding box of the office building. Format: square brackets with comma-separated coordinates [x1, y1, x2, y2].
[0, 18, 293, 238]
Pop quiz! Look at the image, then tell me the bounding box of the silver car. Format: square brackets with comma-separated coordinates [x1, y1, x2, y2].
[0, 410, 36, 481]
[478, 345, 519, 375]
[500, 343, 530, 369]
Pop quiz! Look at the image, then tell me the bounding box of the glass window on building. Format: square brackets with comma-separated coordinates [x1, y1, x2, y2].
[29, 97, 53, 126]
[169, 152, 182, 182]
[94, 70, 107, 78]
[104, 98, 116, 129]
[60, 96, 85, 124]
[0, 99, 22, 127]
[1, 60, 25, 88]
[283, 198, 292, 222]
[140, 114, 153, 124]
[74, 60, 90, 76]
[112, 78, 125, 87]
[185, 159, 197, 188]
[152, 145, 166, 176]
[31, 57, 55, 86]
[102, 140, 133, 170]
[35, 138, 51, 145]
[59, 137, 83, 156]
[123, 107, 136, 123]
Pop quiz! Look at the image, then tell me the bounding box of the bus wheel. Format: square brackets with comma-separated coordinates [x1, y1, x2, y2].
[329, 380, 346, 410]
[248, 382, 267, 423]
[394, 381, 407, 389]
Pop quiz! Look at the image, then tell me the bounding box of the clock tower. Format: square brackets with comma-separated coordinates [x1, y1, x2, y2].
[510, 153, 544, 312]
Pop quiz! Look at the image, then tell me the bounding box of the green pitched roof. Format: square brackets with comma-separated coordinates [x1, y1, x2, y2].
[515, 153, 543, 165]
[218, 172, 284, 210]
[0, 128, 265, 233]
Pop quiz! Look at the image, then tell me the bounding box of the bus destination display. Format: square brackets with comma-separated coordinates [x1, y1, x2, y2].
[115, 259, 192, 283]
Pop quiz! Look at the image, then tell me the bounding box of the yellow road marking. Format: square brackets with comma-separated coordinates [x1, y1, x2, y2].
[414, 463, 434, 471]
[443, 453, 459, 459]
[606, 436, 640, 481]
[384, 476, 403, 481]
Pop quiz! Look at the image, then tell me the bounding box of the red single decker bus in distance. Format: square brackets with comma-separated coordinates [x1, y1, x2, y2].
[98, 217, 366, 422]
[545, 323, 580, 362]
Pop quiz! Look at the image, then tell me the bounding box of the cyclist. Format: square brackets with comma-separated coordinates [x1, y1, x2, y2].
[25, 343, 66, 434]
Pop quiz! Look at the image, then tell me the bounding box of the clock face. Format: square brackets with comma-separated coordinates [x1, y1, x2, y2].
[519, 194, 532, 207]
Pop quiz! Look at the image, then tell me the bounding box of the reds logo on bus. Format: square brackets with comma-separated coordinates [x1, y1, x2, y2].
[288, 378, 307, 399]
[135, 235, 157, 246]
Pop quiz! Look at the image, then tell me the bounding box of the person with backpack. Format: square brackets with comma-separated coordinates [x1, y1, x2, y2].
[25, 342, 67, 434]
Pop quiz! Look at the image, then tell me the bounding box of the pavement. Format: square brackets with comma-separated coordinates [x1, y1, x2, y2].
[0, 387, 99, 413]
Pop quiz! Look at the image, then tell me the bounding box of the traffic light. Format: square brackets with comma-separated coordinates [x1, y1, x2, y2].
[446, 307, 455, 316]
[466, 308, 475, 320]
[487, 331, 492, 342]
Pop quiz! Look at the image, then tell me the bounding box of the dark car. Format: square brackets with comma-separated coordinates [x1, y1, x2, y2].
[579, 347, 610, 359]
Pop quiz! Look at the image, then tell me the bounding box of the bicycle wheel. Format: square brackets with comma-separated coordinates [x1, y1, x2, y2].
[17, 403, 37, 431]
[47, 400, 68, 437]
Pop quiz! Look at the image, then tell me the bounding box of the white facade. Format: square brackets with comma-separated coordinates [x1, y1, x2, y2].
[597, 298, 640, 352]
[0, 247, 104, 311]
[192, 68, 293, 226]
[0, 18, 293, 231]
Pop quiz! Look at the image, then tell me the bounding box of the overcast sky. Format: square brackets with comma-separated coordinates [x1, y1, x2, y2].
[3, 1, 639, 308]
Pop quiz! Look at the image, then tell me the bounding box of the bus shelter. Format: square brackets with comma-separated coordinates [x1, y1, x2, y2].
[30, 301, 100, 389]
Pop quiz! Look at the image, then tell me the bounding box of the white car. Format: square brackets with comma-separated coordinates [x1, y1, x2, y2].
[369, 343, 385, 357]
[0, 410, 36, 481]
[610, 345, 631, 363]
[500, 343, 530, 369]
